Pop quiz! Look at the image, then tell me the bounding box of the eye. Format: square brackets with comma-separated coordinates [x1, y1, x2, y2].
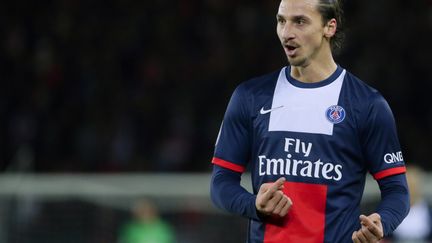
[277, 17, 286, 24]
[295, 18, 306, 25]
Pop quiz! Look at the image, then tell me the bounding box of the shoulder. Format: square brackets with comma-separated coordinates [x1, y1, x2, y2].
[342, 70, 396, 132]
[226, 68, 282, 118]
[342, 70, 382, 99]
[341, 69, 391, 111]
[236, 68, 282, 95]
[228, 68, 283, 110]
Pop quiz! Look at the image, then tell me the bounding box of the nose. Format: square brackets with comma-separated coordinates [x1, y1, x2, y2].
[280, 23, 295, 41]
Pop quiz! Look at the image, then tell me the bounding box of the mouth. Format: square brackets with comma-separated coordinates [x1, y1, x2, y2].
[284, 44, 299, 57]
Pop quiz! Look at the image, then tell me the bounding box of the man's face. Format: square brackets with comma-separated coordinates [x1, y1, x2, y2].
[276, 0, 329, 67]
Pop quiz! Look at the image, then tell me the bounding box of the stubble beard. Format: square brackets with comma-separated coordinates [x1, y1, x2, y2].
[287, 56, 308, 67]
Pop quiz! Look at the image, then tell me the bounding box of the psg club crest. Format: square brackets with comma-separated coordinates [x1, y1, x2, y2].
[326, 105, 346, 124]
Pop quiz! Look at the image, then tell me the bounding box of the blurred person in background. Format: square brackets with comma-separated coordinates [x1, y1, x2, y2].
[210, 0, 409, 242]
[118, 199, 175, 243]
[386, 164, 432, 242]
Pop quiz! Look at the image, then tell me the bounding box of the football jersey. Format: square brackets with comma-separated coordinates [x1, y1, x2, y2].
[212, 65, 406, 243]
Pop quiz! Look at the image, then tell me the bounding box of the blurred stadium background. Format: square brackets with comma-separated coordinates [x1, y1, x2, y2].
[0, 0, 431, 242]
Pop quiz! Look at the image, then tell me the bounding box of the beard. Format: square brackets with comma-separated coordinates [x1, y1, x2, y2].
[287, 55, 308, 67]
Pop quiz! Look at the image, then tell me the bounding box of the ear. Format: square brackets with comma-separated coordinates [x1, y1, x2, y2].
[324, 18, 337, 38]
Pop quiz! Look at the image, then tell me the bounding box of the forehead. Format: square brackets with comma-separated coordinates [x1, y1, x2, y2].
[278, 0, 321, 18]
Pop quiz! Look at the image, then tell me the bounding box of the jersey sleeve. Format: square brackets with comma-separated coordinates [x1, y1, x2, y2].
[212, 84, 251, 173]
[360, 93, 406, 180]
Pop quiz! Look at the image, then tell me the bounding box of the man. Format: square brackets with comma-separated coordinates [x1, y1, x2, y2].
[210, 0, 410, 242]
[118, 199, 175, 243]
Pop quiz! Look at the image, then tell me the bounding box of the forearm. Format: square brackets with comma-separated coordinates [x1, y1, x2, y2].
[376, 173, 410, 236]
[210, 165, 260, 220]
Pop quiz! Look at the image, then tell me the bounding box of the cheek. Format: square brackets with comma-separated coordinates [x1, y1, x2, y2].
[304, 30, 324, 47]
[276, 27, 283, 40]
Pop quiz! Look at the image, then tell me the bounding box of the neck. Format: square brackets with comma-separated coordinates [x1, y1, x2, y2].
[290, 47, 338, 83]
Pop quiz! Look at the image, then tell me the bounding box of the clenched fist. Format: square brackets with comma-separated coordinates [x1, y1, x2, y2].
[352, 213, 384, 243]
[255, 177, 292, 217]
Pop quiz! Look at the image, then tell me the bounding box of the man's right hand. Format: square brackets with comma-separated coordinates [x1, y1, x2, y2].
[255, 177, 292, 217]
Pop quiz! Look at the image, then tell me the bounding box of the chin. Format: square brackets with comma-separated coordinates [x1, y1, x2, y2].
[288, 57, 307, 67]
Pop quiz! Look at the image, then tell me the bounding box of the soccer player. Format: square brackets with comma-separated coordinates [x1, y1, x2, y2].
[210, 0, 410, 242]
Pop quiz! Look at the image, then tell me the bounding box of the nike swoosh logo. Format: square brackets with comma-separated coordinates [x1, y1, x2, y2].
[260, 105, 284, 114]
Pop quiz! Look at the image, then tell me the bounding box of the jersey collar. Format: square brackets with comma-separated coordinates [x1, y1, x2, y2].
[285, 65, 343, 88]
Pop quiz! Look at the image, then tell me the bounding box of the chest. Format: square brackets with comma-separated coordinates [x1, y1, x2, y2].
[249, 82, 364, 185]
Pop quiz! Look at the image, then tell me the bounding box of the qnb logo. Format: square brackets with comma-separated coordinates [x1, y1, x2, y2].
[383, 151, 404, 164]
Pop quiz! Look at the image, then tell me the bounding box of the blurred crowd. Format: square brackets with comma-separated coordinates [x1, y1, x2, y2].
[0, 0, 431, 173]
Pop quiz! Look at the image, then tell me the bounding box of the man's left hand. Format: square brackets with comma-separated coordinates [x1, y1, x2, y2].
[352, 213, 384, 243]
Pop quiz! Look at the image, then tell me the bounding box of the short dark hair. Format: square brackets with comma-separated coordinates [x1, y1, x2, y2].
[316, 0, 345, 53]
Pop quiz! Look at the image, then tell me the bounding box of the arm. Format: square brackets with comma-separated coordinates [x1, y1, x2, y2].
[352, 173, 410, 242]
[210, 165, 292, 220]
[353, 92, 409, 242]
[376, 173, 410, 236]
[210, 165, 260, 220]
[210, 83, 257, 219]
[211, 83, 291, 219]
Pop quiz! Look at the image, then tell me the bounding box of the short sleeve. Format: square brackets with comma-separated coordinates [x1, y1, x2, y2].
[212, 84, 251, 173]
[360, 93, 406, 180]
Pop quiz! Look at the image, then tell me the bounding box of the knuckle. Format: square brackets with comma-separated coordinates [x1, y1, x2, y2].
[273, 194, 282, 202]
[259, 184, 269, 190]
[267, 206, 276, 213]
[265, 204, 275, 212]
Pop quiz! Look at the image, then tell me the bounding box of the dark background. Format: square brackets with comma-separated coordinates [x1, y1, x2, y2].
[1, 0, 431, 173]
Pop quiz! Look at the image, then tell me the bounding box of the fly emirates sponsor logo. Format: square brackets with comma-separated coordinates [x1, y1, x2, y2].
[258, 138, 343, 181]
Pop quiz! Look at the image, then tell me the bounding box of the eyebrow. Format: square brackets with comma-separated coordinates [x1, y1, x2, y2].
[276, 14, 311, 22]
[292, 15, 310, 22]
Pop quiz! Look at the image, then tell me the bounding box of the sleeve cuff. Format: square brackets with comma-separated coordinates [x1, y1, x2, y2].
[212, 157, 246, 173]
[373, 166, 406, 180]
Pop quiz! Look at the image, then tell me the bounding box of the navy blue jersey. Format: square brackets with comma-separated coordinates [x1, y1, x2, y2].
[212, 66, 406, 243]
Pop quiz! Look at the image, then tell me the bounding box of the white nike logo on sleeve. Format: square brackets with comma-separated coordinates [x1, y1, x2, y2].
[260, 105, 284, 114]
